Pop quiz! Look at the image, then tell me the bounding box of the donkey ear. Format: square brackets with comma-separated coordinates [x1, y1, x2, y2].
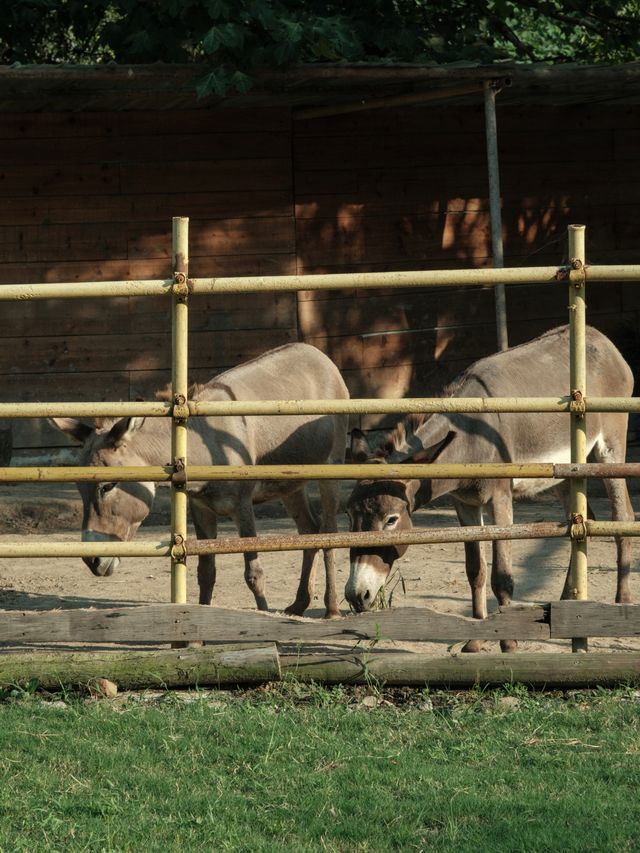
[403, 430, 456, 464]
[106, 416, 146, 447]
[350, 428, 375, 463]
[49, 417, 94, 445]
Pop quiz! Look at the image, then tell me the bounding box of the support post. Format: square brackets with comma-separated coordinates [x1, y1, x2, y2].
[483, 80, 508, 352]
[171, 217, 189, 605]
[568, 224, 588, 652]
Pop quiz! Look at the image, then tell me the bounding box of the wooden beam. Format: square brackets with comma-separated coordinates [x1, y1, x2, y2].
[0, 603, 550, 644]
[0, 644, 281, 690]
[294, 82, 491, 121]
[280, 650, 640, 687]
[550, 601, 640, 639]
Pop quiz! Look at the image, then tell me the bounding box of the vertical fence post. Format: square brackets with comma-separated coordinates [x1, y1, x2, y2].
[171, 217, 189, 605]
[568, 223, 588, 652]
[483, 80, 508, 352]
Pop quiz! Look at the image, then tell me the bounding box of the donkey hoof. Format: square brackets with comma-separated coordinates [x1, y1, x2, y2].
[284, 601, 308, 617]
[500, 639, 518, 653]
[323, 608, 342, 619]
[461, 639, 485, 654]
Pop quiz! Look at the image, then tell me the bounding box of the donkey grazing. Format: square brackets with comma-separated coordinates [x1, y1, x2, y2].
[52, 343, 349, 617]
[345, 325, 635, 651]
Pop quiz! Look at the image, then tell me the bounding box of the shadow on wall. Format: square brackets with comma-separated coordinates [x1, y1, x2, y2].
[296, 193, 584, 430]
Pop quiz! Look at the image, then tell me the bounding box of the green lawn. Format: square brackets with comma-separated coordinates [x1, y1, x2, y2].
[1, 683, 639, 852]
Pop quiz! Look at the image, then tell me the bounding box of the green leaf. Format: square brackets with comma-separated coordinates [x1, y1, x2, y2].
[206, 0, 231, 20]
[202, 26, 220, 53]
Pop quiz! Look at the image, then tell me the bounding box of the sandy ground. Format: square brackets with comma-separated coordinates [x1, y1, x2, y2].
[0, 481, 639, 656]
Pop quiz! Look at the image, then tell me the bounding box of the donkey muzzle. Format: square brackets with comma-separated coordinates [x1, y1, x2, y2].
[345, 548, 397, 612]
[82, 530, 122, 577]
[83, 555, 120, 577]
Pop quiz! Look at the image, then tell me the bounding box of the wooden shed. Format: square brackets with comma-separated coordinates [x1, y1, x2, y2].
[0, 61, 639, 461]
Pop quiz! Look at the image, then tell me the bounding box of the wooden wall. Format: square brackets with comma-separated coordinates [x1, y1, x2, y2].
[294, 103, 640, 427]
[0, 108, 298, 453]
[1, 100, 639, 454]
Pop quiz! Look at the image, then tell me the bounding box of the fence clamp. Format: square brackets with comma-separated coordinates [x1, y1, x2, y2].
[173, 393, 189, 421]
[171, 533, 187, 562]
[569, 258, 586, 288]
[570, 389, 586, 418]
[570, 513, 587, 542]
[172, 457, 187, 489]
[172, 271, 190, 300]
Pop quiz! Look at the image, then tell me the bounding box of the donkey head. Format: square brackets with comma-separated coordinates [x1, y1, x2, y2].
[50, 417, 156, 577]
[345, 423, 454, 612]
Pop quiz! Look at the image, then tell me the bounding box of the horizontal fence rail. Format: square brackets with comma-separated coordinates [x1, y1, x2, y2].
[4, 519, 640, 561]
[2, 265, 640, 302]
[4, 396, 640, 419]
[2, 462, 640, 483]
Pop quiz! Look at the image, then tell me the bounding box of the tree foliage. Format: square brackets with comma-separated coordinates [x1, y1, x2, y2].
[1, 0, 638, 95]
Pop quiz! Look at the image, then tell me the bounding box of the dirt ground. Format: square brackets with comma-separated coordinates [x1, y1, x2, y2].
[1, 481, 639, 656]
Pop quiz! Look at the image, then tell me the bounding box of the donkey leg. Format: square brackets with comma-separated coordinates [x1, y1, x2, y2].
[189, 499, 218, 606]
[454, 501, 488, 653]
[235, 496, 269, 611]
[553, 480, 577, 601]
[281, 487, 321, 616]
[594, 430, 635, 603]
[490, 486, 517, 653]
[318, 479, 341, 618]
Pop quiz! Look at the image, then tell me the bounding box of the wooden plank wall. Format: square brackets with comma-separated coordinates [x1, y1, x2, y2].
[1, 101, 639, 454]
[0, 108, 297, 453]
[293, 104, 640, 428]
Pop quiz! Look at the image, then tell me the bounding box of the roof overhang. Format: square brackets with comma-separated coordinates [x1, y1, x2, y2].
[0, 61, 638, 112]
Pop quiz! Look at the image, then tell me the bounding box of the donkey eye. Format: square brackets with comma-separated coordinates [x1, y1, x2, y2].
[385, 515, 400, 528]
[100, 482, 117, 495]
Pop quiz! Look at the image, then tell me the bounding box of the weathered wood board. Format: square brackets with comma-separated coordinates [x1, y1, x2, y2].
[0, 603, 550, 644]
[550, 601, 640, 639]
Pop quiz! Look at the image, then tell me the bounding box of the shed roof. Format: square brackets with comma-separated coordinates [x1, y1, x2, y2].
[0, 61, 638, 112]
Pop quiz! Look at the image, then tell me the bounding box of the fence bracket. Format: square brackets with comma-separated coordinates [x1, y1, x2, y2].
[172, 393, 189, 421]
[171, 534, 187, 562]
[172, 271, 190, 299]
[569, 258, 587, 288]
[570, 389, 586, 417]
[570, 513, 587, 542]
[172, 457, 187, 489]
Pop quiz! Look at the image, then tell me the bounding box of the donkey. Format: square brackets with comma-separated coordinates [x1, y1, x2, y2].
[345, 325, 635, 651]
[52, 342, 349, 617]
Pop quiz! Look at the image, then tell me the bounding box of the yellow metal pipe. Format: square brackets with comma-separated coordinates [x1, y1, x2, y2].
[0, 280, 171, 301]
[171, 216, 189, 605]
[584, 265, 640, 282]
[188, 396, 640, 417]
[0, 396, 639, 420]
[191, 267, 565, 295]
[0, 466, 171, 482]
[1, 541, 172, 558]
[568, 223, 588, 652]
[0, 266, 637, 303]
[4, 461, 640, 483]
[0, 402, 172, 418]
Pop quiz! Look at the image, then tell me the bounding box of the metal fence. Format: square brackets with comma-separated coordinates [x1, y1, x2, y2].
[2, 218, 640, 652]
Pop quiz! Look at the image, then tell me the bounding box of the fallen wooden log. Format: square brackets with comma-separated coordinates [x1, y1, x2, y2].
[0, 643, 280, 691]
[280, 650, 640, 688]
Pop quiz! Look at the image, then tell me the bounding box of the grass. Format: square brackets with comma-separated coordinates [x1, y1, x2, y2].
[1, 682, 640, 852]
